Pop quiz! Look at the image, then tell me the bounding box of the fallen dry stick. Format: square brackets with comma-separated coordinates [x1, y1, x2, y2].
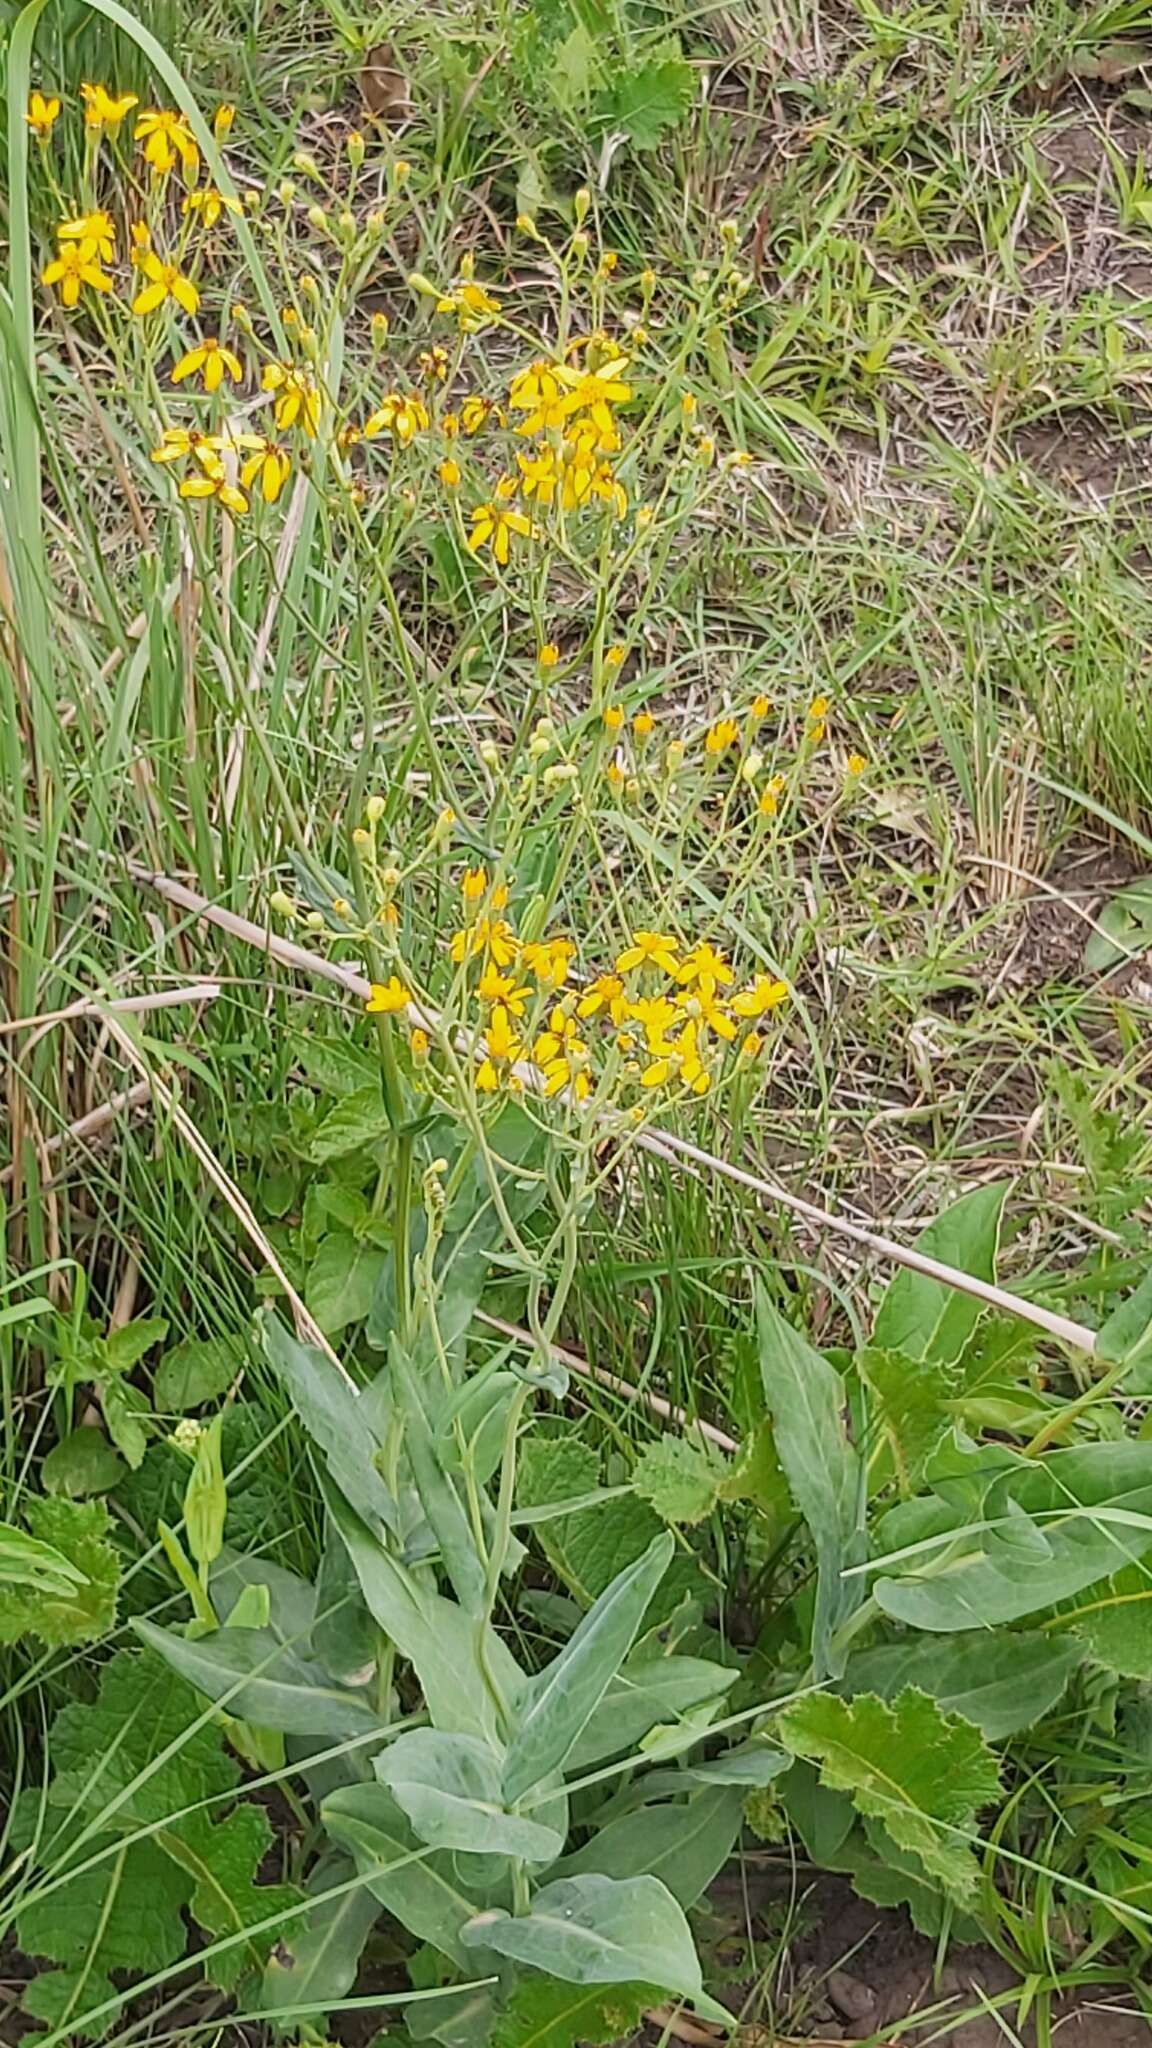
[128, 863, 1100, 1361]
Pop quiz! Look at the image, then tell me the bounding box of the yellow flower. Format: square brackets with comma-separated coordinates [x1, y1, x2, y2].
[418, 346, 450, 383]
[740, 1031, 764, 1057]
[461, 395, 498, 433]
[41, 243, 114, 308]
[442, 413, 460, 439]
[469, 496, 533, 568]
[477, 966, 531, 1015]
[172, 337, 243, 392]
[809, 694, 830, 718]
[533, 1007, 590, 1099]
[213, 103, 236, 140]
[731, 974, 790, 1019]
[132, 250, 200, 316]
[633, 711, 655, 737]
[508, 360, 566, 432]
[617, 929, 680, 977]
[364, 390, 429, 445]
[80, 83, 138, 132]
[605, 644, 626, 668]
[538, 642, 560, 668]
[451, 917, 518, 968]
[184, 187, 242, 229]
[676, 984, 737, 1040]
[641, 1019, 710, 1095]
[26, 91, 61, 142]
[577, 973, 628, 1025]
[605, 761, 625, 790]
[438, 457, 461, 488]
[151, 427, 227, 474]
[135, 107, 200, 181]
[603, 705, 624, 731]
[262, 362, 321, 436]
[846, 751, 867, 776]
[520, 938, 575, 987]
[410, 1025, 430, 1059]
[705, 717, 739, 757]
[477, 1004, 523, 1089]
[436, 278, 500, 330]
[462, 866, 489, 903]
[676, 942, 733, 995]
[179, 469, 248, 516]
[517, 447, 558, 506]
[58, 210, 115, 263]
[240, 440, 292, 504]
[554, 356, 632, 436]
[758, 773, 785, 818]
[366, 975, 410, 1014]
[625, 994, 679, 1051]
[751, 694, 770, 719]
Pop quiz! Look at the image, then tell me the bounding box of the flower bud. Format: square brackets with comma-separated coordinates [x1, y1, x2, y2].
[293, 151, 322, 180]
[365, 794, 387, 824]
[570, 230, 590, 261]
[574, 185, 591, 225]
[479, 740, 500, 770]
[352, 826, 372, 847]
[306, 203, 329, 234]
[277, 178, 296, 206]
[347, 129, 365, 169]
[269, 890, 296, 918]
[407, 271, 438, 297]
[306, 909, 326, 930]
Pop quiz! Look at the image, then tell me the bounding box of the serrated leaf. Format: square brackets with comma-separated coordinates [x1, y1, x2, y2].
[48, 1648, 239, 1826]
[1065, 1560, 1152, 1678]
[547, 21, 600, 111]
[16, 1837, 191, 1980]
[778, 1687, 1000, 1902]
[259, 1853, 380, 2026]
[0, 1519, 89, 1591]
[105, 1316, 169, 1373]
[517, 1436, 706, 1620]
[0, 1497, 120, 1646]
[41, 1427, 126, 1498]
[554, 1786, 744, 1907]
[310, 1084, 390, 1162]
[871, 1183, 1007, 1369]
[504, 1533, 674, 1802]
[633, 1437, 723, 1525]
[154, 1338, 236, 1412]
[462, 1874, 707, 2007]
[21, 1968, 117, 2040]
[160, 1801, 298, 1988]
[134, 1618, 382, 1739]
[845, 1631, 1081, 1740]
[288, 1030, 379, 1096]
[755, 1285, 864, 1676]
[307, 1229, 391, 1336]
[595, 46, 694, 149]
[859, 1346, 957, 1493]
[491, 1974, 657, 2048]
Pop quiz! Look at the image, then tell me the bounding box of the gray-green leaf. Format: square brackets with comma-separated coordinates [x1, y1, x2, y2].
[258, 1853, 379, 2024]
[261, 1313, 397, 1532]
[554, 1786, 743, 1908]
[503, 1534, 674, 1803]
[756, 1284, 864, 1676]
[323, 1783, 483, 1970]
[844, 1631, 1081, 1740]
[871, 1183, 1007, 1368]
[461, 1873, 704, 2003]
[133, 1619, 381, 1739]
[377, 1730, 562, 1862]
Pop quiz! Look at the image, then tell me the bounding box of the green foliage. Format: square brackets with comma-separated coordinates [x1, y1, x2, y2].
[12, 1650, 299, 2025]
[517, 1435, 707, 1617]
[871, 1184, 1007, 1368]
[0, 1497, 120, 1646]
[632, 1436, 724, 1524]
[153, 1336, 236, 1412]
[845, 1631, 1082, 1740]
[41, 1427, 127, 1498]
[490, 1976, 657, 2048]
[778, 1688, 1001, 1902]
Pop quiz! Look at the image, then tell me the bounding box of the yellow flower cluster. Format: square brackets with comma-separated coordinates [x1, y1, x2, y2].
[464, 342, 633, 567]
[364, 867, 789, 1107]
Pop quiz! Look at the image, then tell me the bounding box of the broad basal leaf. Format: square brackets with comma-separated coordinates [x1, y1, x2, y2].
[871, 1182, 1007, 1368]
[858, 1346, 956, 1493]
[309, 1083, 390, 1161]
[503, 1533, 674, 1803]
[594, 44, 694, 149]
[1064, 1560, 1152, 1678]
[154, 1337, 236, 1412]
[306, 1229, 391, 1337]
[41, 1426, 127, 1498]
[461, 1873, 705, 2004]
[517, 1435, 705, 1619]
[755, 1285, 864, 1675]
[0, 1496, 120, 1647]
[491, 1974, 658, 2048]
[160, 1801, 298, 1989]
[778, 1687, 1001, 1902]
[554, 1785, 743, 1908]
[846, 1630, 1081, 1740]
